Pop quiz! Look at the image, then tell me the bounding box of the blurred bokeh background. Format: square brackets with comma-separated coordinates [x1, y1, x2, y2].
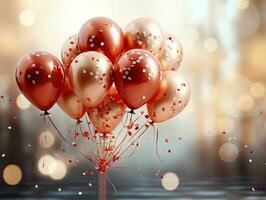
[0, 0, 266, 199]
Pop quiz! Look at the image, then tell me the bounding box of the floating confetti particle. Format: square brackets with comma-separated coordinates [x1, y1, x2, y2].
[58, 187, 62, 192]
[35, 184, 38, 189]
[88, 183, 93, 187]
[251, 187, 256, 192]
[7, 126, 12, 130]
[78, 192, 82, 195]
[249, 159, 253, 163]
[1, 153, 5, 158]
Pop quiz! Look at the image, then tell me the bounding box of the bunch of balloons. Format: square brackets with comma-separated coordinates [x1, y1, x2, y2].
[15, 17, 190, 173]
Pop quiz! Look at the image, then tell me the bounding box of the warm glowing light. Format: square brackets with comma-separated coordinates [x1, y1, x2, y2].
[3, 164, 22, 185]
[250, 82, 265, 98]
[186, 28, 199, 43]
[38, 155, 57, 175]
[161, 172, 180, 191]
[202, 85, 218, 102]
[217, 117, 235, 133]
[16, 94, 31, 110]
[19, 9, 35, 27]
[49, 160, 67, 180]
[237, 0, 250, 10]
[203, 38, 218, 52]
[0, 27, 17, 55]
[237, 94, 254, 111]
[39, 131, 55, 148]
[219, 143, 239, 163]
[0, 74, 11, 93]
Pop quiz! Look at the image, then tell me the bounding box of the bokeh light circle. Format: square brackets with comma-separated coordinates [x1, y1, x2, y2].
[216, 74, 260, 117]
[39, 131, 55, 148]
[19, 9, 35, 27]
[237, 94, 254, 111]
[250, 82, 265, 98]
[217, 117, 235, 133]
[16, 94, 31, 110]
[49, 160, 67, 180]
[203, 38, 218, 52]
[219, 143, 239, 163]
[3, 164, 22, 185]
[161, 172, 180, 191]
[38, 155, 57, 175]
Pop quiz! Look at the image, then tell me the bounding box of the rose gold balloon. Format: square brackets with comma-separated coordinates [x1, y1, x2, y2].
[160, 33, 183, 71]
[57, 78, 85, 120]
[114, 49, 161, 110]
[124, 17, 164, 58]
[68, 51, 113, 108]
[87, 87, 126, 134]
[78, 17, 124, 63]
[147, 71, 190, 123]
[61, 34, 81, 72]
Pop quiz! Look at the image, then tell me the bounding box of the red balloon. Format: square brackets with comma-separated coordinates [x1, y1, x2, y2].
[114, 49, 161, 109]
[78, 17, 124, 63]
[16, 51, 65, 111]
[57, 78, 85, 120]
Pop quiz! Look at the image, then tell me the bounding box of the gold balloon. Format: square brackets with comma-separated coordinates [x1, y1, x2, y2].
[61, 34, 80, 71]
[68, 51, 113, 108]
[147, 71, 190, 123]
[124, 17, 164, 58]
[87, 87, 126, 134]
[57, 78, 85, 120]
[160, 33, 183, 71]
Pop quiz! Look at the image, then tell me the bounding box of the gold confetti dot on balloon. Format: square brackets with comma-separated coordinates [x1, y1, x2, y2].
[3, 164, 22, 185]
[219, 143, 239, 163]
[161, 172, 180, 191]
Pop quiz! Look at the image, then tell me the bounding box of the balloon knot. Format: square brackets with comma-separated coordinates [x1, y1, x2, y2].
[149, 120, 155, 126]
[128, 109, 135, 114]
[40, 110, 50, 116]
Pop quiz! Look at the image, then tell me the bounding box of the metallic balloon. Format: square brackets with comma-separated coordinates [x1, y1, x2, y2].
[160, 33, 183, 71]
[78, 17, 124, 63]
[61, 34, 81, 72]
[114, 49, 161, 110]
[147, 71, 190, 123]
[16, 51, 65, 111]
[124, 17, 164, 58]
[57, 78, 85, 120]
[87, 87, 126, 134]
[68, 51, 113, 108]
